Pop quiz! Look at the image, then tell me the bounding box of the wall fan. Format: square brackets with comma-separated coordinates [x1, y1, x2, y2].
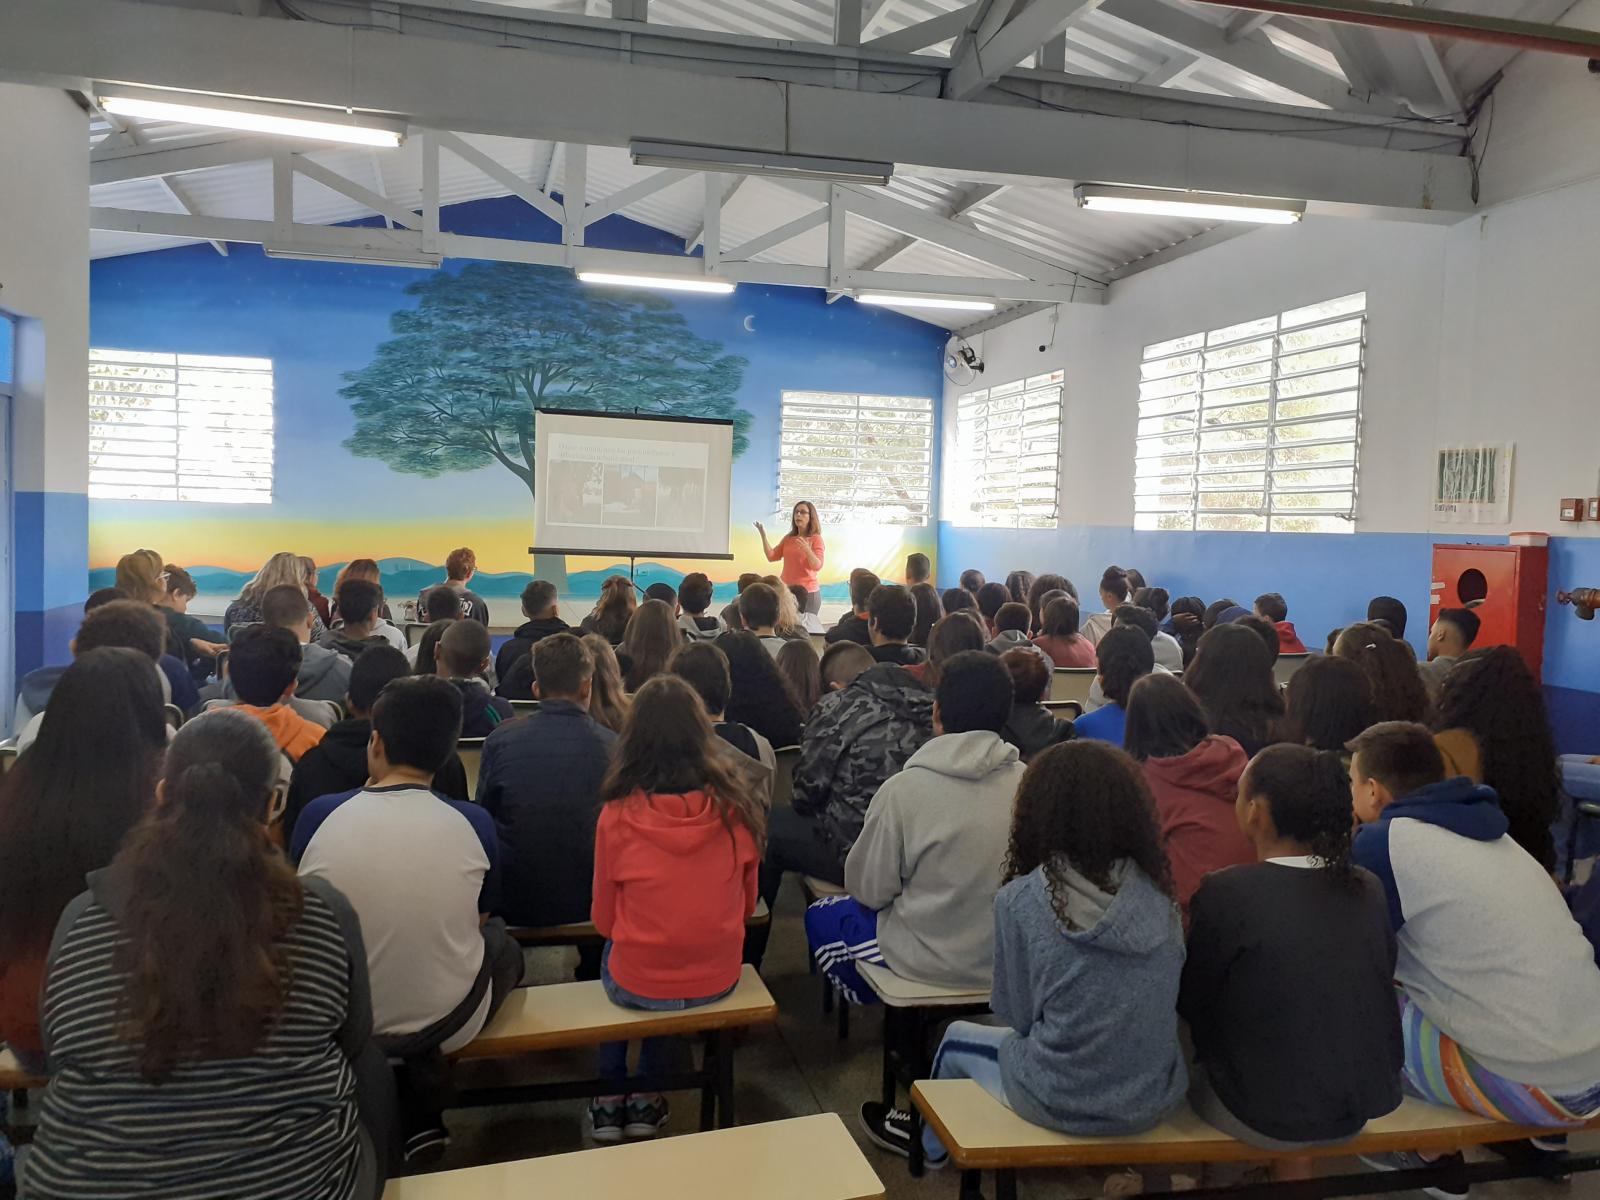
[943, 336, 985, 386]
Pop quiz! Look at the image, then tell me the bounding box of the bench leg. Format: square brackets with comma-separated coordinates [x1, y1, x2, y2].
[698, 1035, 718, 1132]
[713, 1028, 736, 1129]
[906, 1009, 927, 1178]
[958, 1169, 984, 1200]
[994, 1168, 1018, 1200]
[837, 994, 850, 1041]
[822, 976, 834, 1015]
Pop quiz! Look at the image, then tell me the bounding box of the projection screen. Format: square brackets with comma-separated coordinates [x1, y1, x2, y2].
[531, 410, 735, 560]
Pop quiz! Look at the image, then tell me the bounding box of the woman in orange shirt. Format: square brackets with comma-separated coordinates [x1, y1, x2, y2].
[755, 501, 825, 615]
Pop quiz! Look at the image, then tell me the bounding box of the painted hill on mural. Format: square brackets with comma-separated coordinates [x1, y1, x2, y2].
[87, 558, 819, 604]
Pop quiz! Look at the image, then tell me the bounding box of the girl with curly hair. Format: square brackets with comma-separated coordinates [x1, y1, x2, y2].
[905, 741, 1187, 1167]
[1180, 744, 1401, 1160]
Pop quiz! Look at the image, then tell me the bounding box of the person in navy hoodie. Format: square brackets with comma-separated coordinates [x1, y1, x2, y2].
[1349, 722, 1600, 1190]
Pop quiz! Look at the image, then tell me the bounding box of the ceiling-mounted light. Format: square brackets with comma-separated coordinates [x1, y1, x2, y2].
[856, 293, 997, 312]
[99, 93, 403, 148]
[263, 243, 441, 269]
[630, 140, 893, 186]
[1074, 184, 1305, 225]
[577, 270, 735, 295]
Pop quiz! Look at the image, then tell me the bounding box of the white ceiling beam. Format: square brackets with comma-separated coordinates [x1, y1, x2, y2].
[701, 173, 723, 270]
[955, 301, 1051, 338]
[1107, 224, 1255, 281]
[433, 129, 566, 227]
[90, 133, 283, 186]
[865, 7, 974, 54]
[1224, 12, 1274, 41]
[829, 182, 1096, 287]
[834, 0, 863, 46]
[156, 175, 227, 256]
[1098, 0, 1392, 113]
[84, 96, 228, 256]
[291, 153, 423, 229]
[685, 175, 744, 253]
[26, 0, 1475, 217]
[1141, 52, 1200, 86]
[723, 207, 831, 262]
[945, 0, 1106, 101]
[854, 182, 1010, 273]
[612, 0, 647, 20]
[1038, 32, 1067, 70]
[562, 142, 587, 247]
[368, 150, 394, 229]
[581, 167, 692, 227]
[89, 205, 1103, 303]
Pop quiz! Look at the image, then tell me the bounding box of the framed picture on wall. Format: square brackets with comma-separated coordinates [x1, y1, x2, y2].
[1433, 444, 1514, 524]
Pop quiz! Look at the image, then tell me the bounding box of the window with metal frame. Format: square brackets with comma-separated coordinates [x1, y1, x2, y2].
[88, 348, 274, 504]
[778, 390, 934, 527]
[1135, 292, 1365, 534]
[947, 370, 1063, 529]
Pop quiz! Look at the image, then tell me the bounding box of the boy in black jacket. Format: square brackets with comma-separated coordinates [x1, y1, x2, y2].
[285, 646, 468, 843]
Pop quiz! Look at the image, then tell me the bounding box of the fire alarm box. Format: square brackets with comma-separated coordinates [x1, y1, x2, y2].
[1589, 497, 1600, 521]
[1431, 543, 1549, 681]
[1561, 498, 1585, 522]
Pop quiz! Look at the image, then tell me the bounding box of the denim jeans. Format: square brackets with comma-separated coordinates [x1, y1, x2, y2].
[920, 1020, 1012, 1162]
[597, 943, 735, 1090]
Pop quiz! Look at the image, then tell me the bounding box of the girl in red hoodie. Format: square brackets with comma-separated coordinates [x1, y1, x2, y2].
[1123, 673, 1251, 923]
[589, 674, 766, 1143]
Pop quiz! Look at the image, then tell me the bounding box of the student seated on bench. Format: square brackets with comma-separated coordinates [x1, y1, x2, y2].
[677, 572, 728, 643]
[226, 625, 328, 762]
[670, 641, 777, 782]
[494, 579, 571, 683]
[808, 651, 1024, 1008]
[824, 568, 879, 647]
[1349, 722, 1600, 1187]
[589, 676, 763, 1143]
[1181, 745, 1401, 1162]
[286, 647, 469, 845]
[28, 711, 389, 1200]
[479, 633, 616, 932]
[436, 619, 513, 737]
[0, 649, 168, 1075]
[292, 677, 523, 1163]
[889, 741, 1186, 1163]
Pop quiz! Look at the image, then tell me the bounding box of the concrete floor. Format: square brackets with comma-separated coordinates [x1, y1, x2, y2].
[432, 878, 1600, 1198]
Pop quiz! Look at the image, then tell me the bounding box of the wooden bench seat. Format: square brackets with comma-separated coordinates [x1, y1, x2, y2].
[509, 899, 769, 948]
[913, 1078, 1600, 1198]
[383, 1112, 884, 1199]
[452, 965, 776, 1061]
[445, 965, 776, 1129]
[0, 1047, 45, 1092]
[857, 961, 989, 1008]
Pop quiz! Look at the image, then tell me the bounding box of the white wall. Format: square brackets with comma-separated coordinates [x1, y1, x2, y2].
[0, 83, 89, 496]
[947, 170, 1600, 541]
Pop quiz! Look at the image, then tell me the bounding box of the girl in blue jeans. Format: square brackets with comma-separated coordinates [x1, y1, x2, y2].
[588, 676, 764, 1143]
[902, 743, 1187, 1165]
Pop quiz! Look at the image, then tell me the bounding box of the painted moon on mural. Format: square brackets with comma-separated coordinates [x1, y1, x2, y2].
[742, 315, 757, 333]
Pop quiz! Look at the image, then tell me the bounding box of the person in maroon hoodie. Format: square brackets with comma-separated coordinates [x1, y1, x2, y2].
[589, 674, 766, 1143]
[1123, 673, 1251, 923]
[1254, 592, 1308, 654]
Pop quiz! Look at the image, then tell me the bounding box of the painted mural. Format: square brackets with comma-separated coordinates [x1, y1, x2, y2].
[88, 196, 946, 613]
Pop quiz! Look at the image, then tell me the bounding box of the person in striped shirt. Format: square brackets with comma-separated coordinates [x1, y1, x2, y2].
[24, 710, 390, 1200]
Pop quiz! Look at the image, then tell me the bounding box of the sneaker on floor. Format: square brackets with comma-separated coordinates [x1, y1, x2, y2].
[1530, 1134, 1569, 1154]
[402, 1123, 450, 1166]
[1358, 1149, 1467, 1200]
[587, 1100, 626, 1144]
[858, 1102, 913, 1159]
[623, 1094, 669, 1139]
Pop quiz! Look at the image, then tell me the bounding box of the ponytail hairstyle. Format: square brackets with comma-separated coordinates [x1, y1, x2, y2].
[113, 710, 303, 1083]
[1333, 621, 1430, 725]
[1241, 743, 1358, 888]
[601, 674, 767, 854]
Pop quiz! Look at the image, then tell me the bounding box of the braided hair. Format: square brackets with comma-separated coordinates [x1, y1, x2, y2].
[1242, 744, 1358, 888]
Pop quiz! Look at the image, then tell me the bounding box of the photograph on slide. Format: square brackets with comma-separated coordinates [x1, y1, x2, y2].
[545, 430, 709, 534]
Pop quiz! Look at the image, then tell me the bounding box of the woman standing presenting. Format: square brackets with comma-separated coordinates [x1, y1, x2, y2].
[756, 501, 825, 615]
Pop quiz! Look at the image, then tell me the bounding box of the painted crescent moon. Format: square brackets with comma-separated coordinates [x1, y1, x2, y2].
[742, 315, 756, 332]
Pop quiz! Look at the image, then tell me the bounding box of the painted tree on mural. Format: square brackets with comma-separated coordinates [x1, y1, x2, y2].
[340, 262, 751, 578]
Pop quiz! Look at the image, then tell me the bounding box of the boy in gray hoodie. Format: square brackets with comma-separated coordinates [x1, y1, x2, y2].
[805, 651, 1023, 1009]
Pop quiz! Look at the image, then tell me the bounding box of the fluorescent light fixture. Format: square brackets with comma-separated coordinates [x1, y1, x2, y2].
[263, 243, 441, 269]
[630, 140, 892, 186]
[577, 271, 735, 295]
[99, 94, 403, 148]
[1074, 185, 1305, 225]
[856, 293, 996, 312]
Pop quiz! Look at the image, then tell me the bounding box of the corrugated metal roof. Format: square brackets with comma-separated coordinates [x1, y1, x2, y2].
[88, 0, 1533, 326]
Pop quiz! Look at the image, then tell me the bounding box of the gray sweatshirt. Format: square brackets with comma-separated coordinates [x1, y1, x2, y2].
[992, 860, 1188, 1135]
[844, 730, 1023, 990]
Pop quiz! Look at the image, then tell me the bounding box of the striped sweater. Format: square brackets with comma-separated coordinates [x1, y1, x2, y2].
[23, 869, 370, 1200]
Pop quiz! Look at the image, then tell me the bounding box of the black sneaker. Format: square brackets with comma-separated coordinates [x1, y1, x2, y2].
[624, 1094, 670, 1138]
[859, 1101, 913, 1158]
[588, 1100, 626, 1144]
[1358, 1149, 1467, 1200]
[402, 1123, 450, 1166]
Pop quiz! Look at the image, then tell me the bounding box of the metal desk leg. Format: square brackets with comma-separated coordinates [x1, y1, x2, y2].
[699, 1034, 718, 1131]
[714, 1028, 736, 1128]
